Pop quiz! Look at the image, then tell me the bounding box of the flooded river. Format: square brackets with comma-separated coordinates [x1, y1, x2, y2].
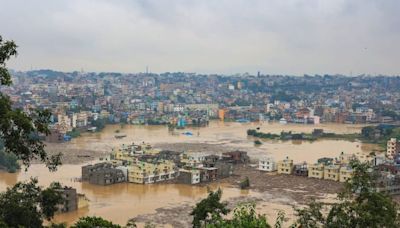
[0, 121, 380, 226]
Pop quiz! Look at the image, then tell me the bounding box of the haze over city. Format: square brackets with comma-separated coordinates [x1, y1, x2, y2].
[1, 0, 399, 75]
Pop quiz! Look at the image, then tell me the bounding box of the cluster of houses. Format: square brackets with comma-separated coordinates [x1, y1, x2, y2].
[258, 138, 400, 195]
[259, 152, 356, 183]
[81, 142, 249, 185]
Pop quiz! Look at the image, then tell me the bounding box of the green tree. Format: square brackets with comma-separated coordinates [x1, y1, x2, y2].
[91, 118, 107, 131]
[0, 178, 64, 228]
[72, 216, 121, 228]
[207, 203, 271, 228]
[0, 35, 61, 170]
[0, 141, 20, 172]
[191, 188, 230, 228]
[294, 160, 400, 228]
[240, 177, 250, 189]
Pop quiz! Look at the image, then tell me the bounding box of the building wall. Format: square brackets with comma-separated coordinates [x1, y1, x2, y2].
[215, 162, 233, 178]
[177, 169, 200, 184]
[82, 163, 126, 185]
[57, 188, 78, 213]
[128, 160, 176, 184]
[308, 163, 324, 179]
[387, 138, 400, 158]
[339, 167, 353, 182]
[259, 158, 276, 172]
[324, 165, 340, 181]
[277, 159, 294, 174]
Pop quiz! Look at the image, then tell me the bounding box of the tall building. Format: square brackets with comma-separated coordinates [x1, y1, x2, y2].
[387, 138, 400, 159]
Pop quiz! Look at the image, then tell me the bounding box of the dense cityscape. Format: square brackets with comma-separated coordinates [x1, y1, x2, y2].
[3, 70, 400, 142]
[1, 0, 400, 227]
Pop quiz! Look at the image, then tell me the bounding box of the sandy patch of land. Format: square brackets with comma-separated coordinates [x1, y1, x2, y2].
[132, 164, 342, 227]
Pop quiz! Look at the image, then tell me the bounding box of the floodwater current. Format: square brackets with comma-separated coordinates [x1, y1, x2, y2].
[0, 121, 380, 226]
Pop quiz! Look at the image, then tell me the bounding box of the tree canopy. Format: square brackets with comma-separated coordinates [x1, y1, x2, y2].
[0, 35, 61, 170]
[294, 160, 400, 228]
[71, 216, 122, 228]
[207, 203, 272, 228]
[191, 188, 230, 228]
[0, 178, 64, 228]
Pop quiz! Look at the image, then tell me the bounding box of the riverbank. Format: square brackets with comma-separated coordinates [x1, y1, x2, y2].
[246, 125, 400, 151]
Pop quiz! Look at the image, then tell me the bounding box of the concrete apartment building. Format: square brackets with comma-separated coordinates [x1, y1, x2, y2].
[178, 169, 201, 184]
[81, 162, 126, 185]
[308, 163, 325, 179]
[203, 155, 233, 179]
[387, 138, 400, 159]
[293, 162, 308, 176]
[339, 166, 354, 182]
[277, 157, 294, 175]
[56, 187, 78, 213]
[222, 151, 250, 164]
[88, 168, 126, 185]
[259, 157, 276, 172]
[199, 167, 218, 182]
[324, 165, 340, 181]
[181, 152, 207, 167]
[128, 160, 177, 184]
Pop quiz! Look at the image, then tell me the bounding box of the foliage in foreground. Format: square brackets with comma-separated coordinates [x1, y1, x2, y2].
[71, 216, 122, 228]
[191, 188, 230, 227]
[192, 160, 400, 228]
[294, 160, 400, 228]
[0, 141, 20, 172]
[0, 35, 61, 170]
[0, 178, 64, 228]
[207, 203, 272, 228]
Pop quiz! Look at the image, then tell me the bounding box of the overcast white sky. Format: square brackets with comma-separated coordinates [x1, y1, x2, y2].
[0, 0, 399, 75]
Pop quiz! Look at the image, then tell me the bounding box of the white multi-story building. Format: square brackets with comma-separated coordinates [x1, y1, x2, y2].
[258, 157, 276, 172]
[182, 152, 207, 167]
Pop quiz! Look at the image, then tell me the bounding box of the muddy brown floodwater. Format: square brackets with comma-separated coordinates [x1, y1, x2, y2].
[0, 121, 380, 227]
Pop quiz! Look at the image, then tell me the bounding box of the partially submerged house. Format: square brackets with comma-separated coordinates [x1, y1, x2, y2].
[339, 166, 353, 182]
[81, 162, 126, 185]
[177, 168, 201, 184]
[277, 157, 294, 175]
[56, 187, 78, 213]
[293, 162, 308, 176]
[222, 151, 249, 164]
[203, 155, 233, 179]
[258, 157, 276, 172]
[308, 163, 324, 179]
[128, 160, 177, 184]
[199, 167, 218, 182]
[324, 164, 340, 181]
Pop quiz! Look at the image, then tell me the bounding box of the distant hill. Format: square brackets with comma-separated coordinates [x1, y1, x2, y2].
[26, 69, 66, 78]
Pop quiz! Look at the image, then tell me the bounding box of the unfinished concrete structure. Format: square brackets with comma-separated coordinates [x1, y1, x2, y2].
[82, 162, 126, 185]
[56, 187, 78, 213]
